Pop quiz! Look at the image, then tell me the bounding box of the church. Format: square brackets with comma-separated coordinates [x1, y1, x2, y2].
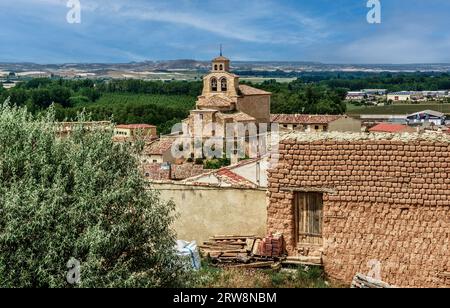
[185, 54, 272, 139]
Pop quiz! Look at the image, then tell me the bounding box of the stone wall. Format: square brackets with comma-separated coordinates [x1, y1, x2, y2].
[267, 133, 450, 288]
[237, 95, 271, 124]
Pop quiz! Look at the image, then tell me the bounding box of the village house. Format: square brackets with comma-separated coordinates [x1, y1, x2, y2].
[387, 91, 424, 103]
[407, 110, 446, 126]
[271, 114, 362, 133]
[183, 156, 270, 188]
[151, 157, 269, 244]
[362, 89, 388, 96]
[141, 137, 177, 164]
[142, 162, 205, 181]
[345, 91, 366, 101]
[267, 132, 450, 288]
[114, 124, 157, 141]
[56, 121, 112, 138]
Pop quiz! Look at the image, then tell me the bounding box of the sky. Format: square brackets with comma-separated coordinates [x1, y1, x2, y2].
[1, 0, 450, 64]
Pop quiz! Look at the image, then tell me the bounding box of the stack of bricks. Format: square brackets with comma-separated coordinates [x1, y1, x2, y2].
[267, 134, 450, 288]
[259, 234, 285, 257]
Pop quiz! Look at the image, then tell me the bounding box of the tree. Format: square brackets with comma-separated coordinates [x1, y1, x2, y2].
[50, 86, 72, 107]
[0, 103, 188, 288]
[31, 88, 52, 108]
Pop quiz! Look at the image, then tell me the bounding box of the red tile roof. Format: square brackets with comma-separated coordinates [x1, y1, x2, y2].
[142, 163, 206, 181]
[184, 164, 258, 189]
[271, 114, 343, 124]
[369, 123, 415, 133]
[143, 138, 176, 155]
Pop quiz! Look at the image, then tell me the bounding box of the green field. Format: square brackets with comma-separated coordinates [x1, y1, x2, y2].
[78, 93, 195, 109]
[347, 103, 450, 115]
[60, 93, 196, 133]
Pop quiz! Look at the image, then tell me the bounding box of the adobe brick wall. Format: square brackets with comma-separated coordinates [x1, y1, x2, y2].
[267, 133, 450, 288]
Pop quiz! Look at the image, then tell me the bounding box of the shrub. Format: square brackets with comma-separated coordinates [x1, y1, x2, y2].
[0, 103, 187, 288]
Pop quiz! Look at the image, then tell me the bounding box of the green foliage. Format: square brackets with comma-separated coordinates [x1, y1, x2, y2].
[191, 261, 333, 288]
[0, 103, 188, 288]
[253, 80, 347, 115]
[4, 72, 448, 137]
[204, 158, 231, 170]
[60, 93, 195, 134]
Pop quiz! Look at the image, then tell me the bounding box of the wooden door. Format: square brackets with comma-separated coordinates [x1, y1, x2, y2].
[295, 193, 323, 245]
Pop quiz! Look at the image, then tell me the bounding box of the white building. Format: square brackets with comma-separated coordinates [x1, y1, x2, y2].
[346, 91, 366, 101]
[407, 110, 446, 126]
[387, 91, 423, 103]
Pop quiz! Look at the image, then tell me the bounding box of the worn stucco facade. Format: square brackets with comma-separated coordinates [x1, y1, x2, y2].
[152, 182, 267, 244]
[267, 133, 450, 288]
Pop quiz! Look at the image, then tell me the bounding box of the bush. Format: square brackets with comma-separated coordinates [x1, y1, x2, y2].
[204, 158, 231, 170]
[0, 103, 188, 288]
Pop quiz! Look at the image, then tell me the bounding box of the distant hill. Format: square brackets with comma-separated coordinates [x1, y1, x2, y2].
[1, 60, 450, 79]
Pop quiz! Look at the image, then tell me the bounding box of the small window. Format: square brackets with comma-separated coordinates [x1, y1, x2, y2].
[145, 173, 150, 177]
[214, 65, 218, 71]
[283, 124, 288, 128]
[221, 78, 227, 92]
[211, 78, 218, 91]
[315, 126, 319, 130]
[219, 64, 223, 71]
[153, 160, 158, 163]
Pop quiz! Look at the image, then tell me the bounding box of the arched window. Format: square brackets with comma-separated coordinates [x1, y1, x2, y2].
[214, 65, 218, 71]
[219, 64, 223, 71]
[211, 78, 218, 92]
[221, 78, 227, 92]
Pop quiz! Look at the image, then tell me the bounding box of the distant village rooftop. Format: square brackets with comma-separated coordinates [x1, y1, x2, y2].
[271, 114, 344, 124]
[369, 123, 415, 133]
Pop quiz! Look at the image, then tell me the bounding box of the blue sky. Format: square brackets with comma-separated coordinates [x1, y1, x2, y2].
[1, 0, 450, 64]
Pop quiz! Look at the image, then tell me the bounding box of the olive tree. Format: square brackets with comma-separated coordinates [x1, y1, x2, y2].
[0, 102, 186, 288]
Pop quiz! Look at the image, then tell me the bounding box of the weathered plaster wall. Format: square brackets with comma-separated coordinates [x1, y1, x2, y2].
[151, 182, 267, 244]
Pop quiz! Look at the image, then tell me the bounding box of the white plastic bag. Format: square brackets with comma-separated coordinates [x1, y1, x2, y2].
[176, 240, 201, 270]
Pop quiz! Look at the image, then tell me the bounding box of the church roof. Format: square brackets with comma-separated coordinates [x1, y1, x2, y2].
[216, 111, 256, 122]
[239, 85, 272, 96]
[213, 56, 230, 62]
[197, 95, 234, 108]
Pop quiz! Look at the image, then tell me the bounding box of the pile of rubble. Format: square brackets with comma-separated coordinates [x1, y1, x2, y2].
[351, 274, 395, 288]
[199, 234, 286, 268]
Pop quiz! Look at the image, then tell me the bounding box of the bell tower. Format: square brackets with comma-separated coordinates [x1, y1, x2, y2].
[211, 45, 230, 72]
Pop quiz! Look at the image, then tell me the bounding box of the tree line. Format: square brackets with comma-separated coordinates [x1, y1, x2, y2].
[2, 72, 449, 133]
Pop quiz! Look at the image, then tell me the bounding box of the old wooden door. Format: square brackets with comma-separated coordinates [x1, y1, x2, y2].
[295, 192, 323, 245]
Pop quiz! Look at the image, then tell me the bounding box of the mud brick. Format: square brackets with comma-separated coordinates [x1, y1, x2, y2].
[267, 138, 450, 288]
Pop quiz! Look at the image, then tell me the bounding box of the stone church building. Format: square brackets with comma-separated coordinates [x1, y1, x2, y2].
[186, 55, 272, 139]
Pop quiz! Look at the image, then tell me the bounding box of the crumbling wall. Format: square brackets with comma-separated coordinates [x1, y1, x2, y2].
[267, 132, 450, 288]
[151, 182, 267, 244]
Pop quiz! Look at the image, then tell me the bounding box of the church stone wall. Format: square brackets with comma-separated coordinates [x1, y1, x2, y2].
[237, 95, 271, 124]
